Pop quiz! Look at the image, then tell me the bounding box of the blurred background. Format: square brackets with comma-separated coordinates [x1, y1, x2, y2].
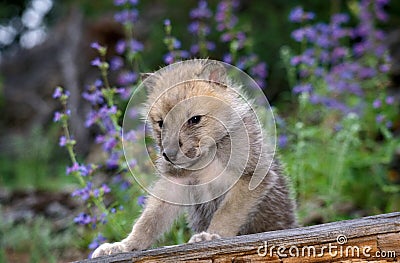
[0, 0, 399, 262]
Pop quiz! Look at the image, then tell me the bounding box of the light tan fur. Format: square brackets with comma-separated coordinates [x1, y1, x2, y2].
[91, 59, 297, 258]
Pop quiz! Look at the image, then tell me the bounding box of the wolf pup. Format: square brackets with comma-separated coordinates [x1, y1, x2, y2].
[92, 59, 297, 258]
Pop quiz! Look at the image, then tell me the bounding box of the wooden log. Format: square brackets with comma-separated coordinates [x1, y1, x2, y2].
[77, 212, 400, 263]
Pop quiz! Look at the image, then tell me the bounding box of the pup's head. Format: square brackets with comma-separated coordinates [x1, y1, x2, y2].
[143, 60, 242, 170]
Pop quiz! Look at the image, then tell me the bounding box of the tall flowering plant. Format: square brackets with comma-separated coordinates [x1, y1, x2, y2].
[53, 0, 148, 255]
[53, 0, 272, 255]
[279, 0, 400, 221]
[164, 0, 268, 87]
[284, 1, 395, 129]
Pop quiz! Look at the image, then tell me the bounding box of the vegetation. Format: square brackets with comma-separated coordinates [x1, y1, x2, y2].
[0, 0, 399, 262]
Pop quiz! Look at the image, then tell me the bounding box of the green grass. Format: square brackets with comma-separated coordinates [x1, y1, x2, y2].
[0, 211, 79, 263]
[0, 125, 81, 262]
[280, 112, 400, 224]
[0, 125, 74, 191]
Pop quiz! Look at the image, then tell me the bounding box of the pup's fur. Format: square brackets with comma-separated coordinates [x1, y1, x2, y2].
[92, 60, 297, 257]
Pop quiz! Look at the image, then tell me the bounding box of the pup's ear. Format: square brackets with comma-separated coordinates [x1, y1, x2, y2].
[140, 73, 153, 82]
[140, 73, 157, 93]
[200, 61, 227, 83]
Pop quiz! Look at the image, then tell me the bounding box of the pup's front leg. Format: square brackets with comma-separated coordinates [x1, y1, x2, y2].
[91, 194, 182, 258]
[189, 178, 264, 243]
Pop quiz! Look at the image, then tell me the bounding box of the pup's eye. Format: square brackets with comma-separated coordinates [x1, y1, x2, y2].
[188, 115, 202, 125]
[157, 120, 163, 128]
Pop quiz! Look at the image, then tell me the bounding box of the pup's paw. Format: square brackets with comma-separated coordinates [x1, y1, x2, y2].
[91, 242, 129, 258]
[188, 231, 221, 243]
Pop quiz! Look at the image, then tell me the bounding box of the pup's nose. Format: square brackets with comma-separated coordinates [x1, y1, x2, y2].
[162, 148, 178, 162]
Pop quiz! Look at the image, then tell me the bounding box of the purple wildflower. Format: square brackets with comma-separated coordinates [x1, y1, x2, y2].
[59, 136, 67, 147]
[315, 34, 330, 48]
[293, 83, 313, 94]
[85, 110, 98, 128]
[190, 44, 199, 54]
[106, 152, 120, 170]
[90, 42, 102, 51]
[278, 135, 288, 148]
[163, 53, 174, 64]
[289, 6, 315, 23]
[116, 40, 126, 54]
[129, 159, 137, 168]
[222, 54, 232, 63]
[373, 99, 381, 109]
[215, 0, 239, 31]
[376, 114, 385, 123]
[53, 87, 63, 99]
[66, 162, 80, 175]
[116, 87, 132, 100]
[206, 41, 216, 51]
[114, 0, 127, 6]
[188, 22, 200, 34]
[103, 118, 117, 133]
[101, 184, 111, 194]
[71, 182, 93, 201]
[93, 79, 102, 87]
[358, 67, 376, 79]
[118, 71, 137, 85]
[137, 195, 146, 206]
[374, 0, 389, 21]
[110, 56, 124, 71]
[53, 111, 62, 122]
[95, 135, 105, 144]
[129, 39, 144, 52]
[236, 31, 246, 48]
[314, 67, 325, 77]
[89, 234, 106, 250]
[128, 107, 139, 119]
[120, 180, 131, 191]
[333, 124, 343, 132]
[99, 105, 118, 118]
[332, 13, 349, 25]
[82, 89, 104, 105]
[291, 28, 306, 42]
[385, 96, 394, 105]
[290, 56, 301, 66]
[331, 47, 348, 61]
[292, 52, 315, 67]
[99, 213, 107, 225]
[235, 56, 248, 70]
[190, 0, 212, 19]
[173, 39, 181, 49]
[251, 62, 268, 79]
[79, 164, 94, 176]
[93, 189, 100, 198]
[379, 64, 390, 73]
[124, 130, 137, 142]
[91, 57, 102, 67]
[164, 50, 189, 65]
[112, 174, 123, 184]
[103, 137, 117, 152]
[114, 9, 139, 24]
[74, 213, 92, 225]
[222, 32, 233, 42]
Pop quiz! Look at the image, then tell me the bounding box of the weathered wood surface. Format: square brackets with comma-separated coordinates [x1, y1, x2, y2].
[77, 212, 400, 263]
